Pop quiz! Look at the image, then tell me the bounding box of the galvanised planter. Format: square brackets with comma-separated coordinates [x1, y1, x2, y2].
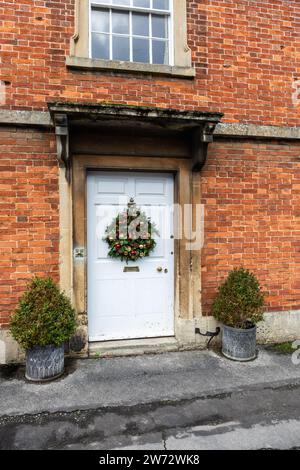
[25, 344, 64, 382]
[222, 324, 257, 362]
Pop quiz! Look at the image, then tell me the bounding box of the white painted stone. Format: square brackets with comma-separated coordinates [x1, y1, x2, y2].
[175, 318, 197, 344]
[257, 310, 300, 344]
[0, 339, 5, 364]
[0, 329, 24, 364]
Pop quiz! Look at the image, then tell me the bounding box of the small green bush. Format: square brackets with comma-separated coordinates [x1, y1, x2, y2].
[10, 277, 76, 350]
[212, 268, 265, 329]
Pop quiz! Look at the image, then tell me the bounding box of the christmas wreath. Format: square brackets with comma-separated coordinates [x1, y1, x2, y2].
[103, 199, 159, 263]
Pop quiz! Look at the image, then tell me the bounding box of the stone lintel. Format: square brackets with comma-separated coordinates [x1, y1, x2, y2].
[215, 123, 300, 140]
[0, 109, 51, 127]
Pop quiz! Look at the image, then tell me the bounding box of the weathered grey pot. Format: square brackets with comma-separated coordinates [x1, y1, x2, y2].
[222, 324, 257, 362]
[25, 344, 64, 382]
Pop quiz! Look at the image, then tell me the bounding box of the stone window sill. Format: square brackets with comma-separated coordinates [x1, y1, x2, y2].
[66, 56, 195, 79]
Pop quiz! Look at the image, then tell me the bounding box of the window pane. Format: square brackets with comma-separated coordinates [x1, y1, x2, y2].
[152, 40, 168, 64]
[112, 0, 130, 5]
[152, 15, 168, 38]
[92, 9, 109, 33]
[133, 0, 150, 7]
[112, 36, 130, 61]
[153, 0, 169, 10]
[112, 10, 130, 34]
[133, 38, 149, 63]
[132, 13, 149, 37]
[92, 33, 110, 60]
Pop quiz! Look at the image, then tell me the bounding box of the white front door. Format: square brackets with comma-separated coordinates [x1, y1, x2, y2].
[87, 171, 175, 342]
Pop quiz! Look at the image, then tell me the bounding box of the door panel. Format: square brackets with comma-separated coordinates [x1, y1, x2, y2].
[87, 171, 174, 341]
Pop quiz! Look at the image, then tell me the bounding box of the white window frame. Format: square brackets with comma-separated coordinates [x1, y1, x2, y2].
[89, 0, 174, 66]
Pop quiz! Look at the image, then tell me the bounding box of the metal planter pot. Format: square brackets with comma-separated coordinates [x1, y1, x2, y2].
[25, 344, 64, 382]
[222, 324, 257, 362]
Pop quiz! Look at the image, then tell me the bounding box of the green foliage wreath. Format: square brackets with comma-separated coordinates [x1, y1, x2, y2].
[104, 200, 159, 263]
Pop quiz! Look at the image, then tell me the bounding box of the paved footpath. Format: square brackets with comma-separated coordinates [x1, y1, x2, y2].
[1, 347, 300, 449]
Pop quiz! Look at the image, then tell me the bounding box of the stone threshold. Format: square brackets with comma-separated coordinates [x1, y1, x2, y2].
[89, 337, 182, 358]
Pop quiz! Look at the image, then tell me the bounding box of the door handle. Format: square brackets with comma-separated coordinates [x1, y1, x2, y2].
[157, 267, 168, 273]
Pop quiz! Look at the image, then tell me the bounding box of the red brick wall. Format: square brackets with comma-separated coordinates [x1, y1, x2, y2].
[0, 1, 299, 325]
[1, 133, 299, 326]
[0, 0, 299, 125]
[0, 127, 59, 327]
[201, 140, 300, 315]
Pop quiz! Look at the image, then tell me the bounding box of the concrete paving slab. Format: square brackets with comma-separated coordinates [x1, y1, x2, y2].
[0, 347, 300, 417]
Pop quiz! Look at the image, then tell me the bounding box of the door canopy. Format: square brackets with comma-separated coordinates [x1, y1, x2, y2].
[48, 102, 223, 182]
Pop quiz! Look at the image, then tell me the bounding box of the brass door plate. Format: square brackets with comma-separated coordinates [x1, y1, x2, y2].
[123, 266, 140, 273]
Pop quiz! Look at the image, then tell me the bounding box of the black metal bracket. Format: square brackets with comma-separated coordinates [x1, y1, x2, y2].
[195, 327, 221, 348]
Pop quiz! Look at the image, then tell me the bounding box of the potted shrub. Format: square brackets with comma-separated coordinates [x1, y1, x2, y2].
[212, 268, 265, 361]
[10, 276, 76, 382]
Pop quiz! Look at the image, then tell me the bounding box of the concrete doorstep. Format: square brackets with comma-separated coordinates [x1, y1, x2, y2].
[1, 347, 300, 450]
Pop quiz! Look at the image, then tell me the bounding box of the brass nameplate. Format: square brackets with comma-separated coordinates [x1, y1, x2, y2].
[123, 266, 140, 273]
